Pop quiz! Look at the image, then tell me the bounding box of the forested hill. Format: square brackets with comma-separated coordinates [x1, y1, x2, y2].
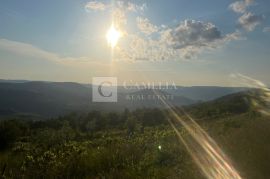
[0, 81, 248, 117]
[0, 89, 270, 178]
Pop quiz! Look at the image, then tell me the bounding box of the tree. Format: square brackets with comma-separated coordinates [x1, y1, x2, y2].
[0, 120, 22, 150]
[125, 116, 137, 136]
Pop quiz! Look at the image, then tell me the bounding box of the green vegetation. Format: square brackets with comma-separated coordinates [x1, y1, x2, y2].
[0, 109, 201, 178]
[0, 95, 270, 178]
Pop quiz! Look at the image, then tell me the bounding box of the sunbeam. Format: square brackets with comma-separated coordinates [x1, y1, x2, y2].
[231, 73, 270, 116]
[153, 90, 242, 179]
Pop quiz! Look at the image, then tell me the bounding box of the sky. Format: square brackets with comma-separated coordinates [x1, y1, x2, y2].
[0, 0, 270, 86]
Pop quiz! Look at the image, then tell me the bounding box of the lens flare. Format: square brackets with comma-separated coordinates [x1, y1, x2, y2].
[231, 73, 270, 116]
[106, 24, 121, 48]
[153, 90, 242, 179]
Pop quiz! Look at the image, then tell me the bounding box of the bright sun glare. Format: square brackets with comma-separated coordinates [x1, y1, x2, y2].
[106, 24, 121, 48]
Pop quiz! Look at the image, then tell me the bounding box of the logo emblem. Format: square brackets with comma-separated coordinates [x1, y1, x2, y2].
[92, 77, 117, 102]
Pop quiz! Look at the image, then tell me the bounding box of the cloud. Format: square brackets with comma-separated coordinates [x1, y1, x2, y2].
[112, 1, 146, 28]
[85, 0, 146, 13]
[116, 1, 147, 12]
[229, 1, 248, 13]
[0, 38, 63, 62]
[169, 20, 223, 49]
[115, 20, 240, 61]
[85, 1, 107, 11]
[136, 17, 158, 35]
[85, 1, 147, 30]
[113, 8, 127, 28]
[229, 0, 264, 32]
[230, 73, 270, 116]
[83, 1, 242, 61]
[0, 39, 102, 67]
[167, 20, 241, 59]
[229, 0, 254, 13]
[238, 12, 264, 31]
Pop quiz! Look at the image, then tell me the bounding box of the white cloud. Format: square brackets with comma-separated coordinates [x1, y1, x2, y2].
[0, 39, 102, 67]
[229, 0, 264, 32]
[136, 17, 158, 35]
[113, 8, 127, 28]
[85, 1, 147, 30]
[117, 1, 147, 12]
[85, 1, 107, 11]
[0, 38, 63, 62]
[113, 1, 147, 28]
[229, 1, 248, 13]
[85, 1, 146, 13]
[168, 20, 241, 59]
[83, 1, 243, 61]
[115, 20, 240, 61]
[169, 20, 223, 49]
[229, 0, 254, 13]
[238, 12, 264, 31]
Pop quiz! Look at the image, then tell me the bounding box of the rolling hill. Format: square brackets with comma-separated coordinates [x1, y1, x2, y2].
[0, 81, 249, 117]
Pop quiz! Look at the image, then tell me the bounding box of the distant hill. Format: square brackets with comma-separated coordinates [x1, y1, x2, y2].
[0, 81, 250, 117]
[184, 91, 258, 119]
[117, 89, 195, 109]
[0, 82, 91, 117]
[0, 79, 30, 83]
[164, 86, 247, 101]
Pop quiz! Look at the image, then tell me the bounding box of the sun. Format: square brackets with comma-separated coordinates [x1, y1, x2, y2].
[106, 24, 121, 48]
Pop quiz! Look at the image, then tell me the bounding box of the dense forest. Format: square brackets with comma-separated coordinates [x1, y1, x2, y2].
[1, 93, 270, 178]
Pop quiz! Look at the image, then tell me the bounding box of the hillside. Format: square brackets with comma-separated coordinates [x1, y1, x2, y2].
[164, 86, 247, 101]
[0, 91, 270, 178]
[0, 81, 249, 117]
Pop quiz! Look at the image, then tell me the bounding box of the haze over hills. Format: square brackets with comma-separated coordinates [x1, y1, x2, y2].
[0, 83, 269, 178]
[1, 80, 269, 178]
[0, 80, 249, 117]
[164, 86, 247, 101]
